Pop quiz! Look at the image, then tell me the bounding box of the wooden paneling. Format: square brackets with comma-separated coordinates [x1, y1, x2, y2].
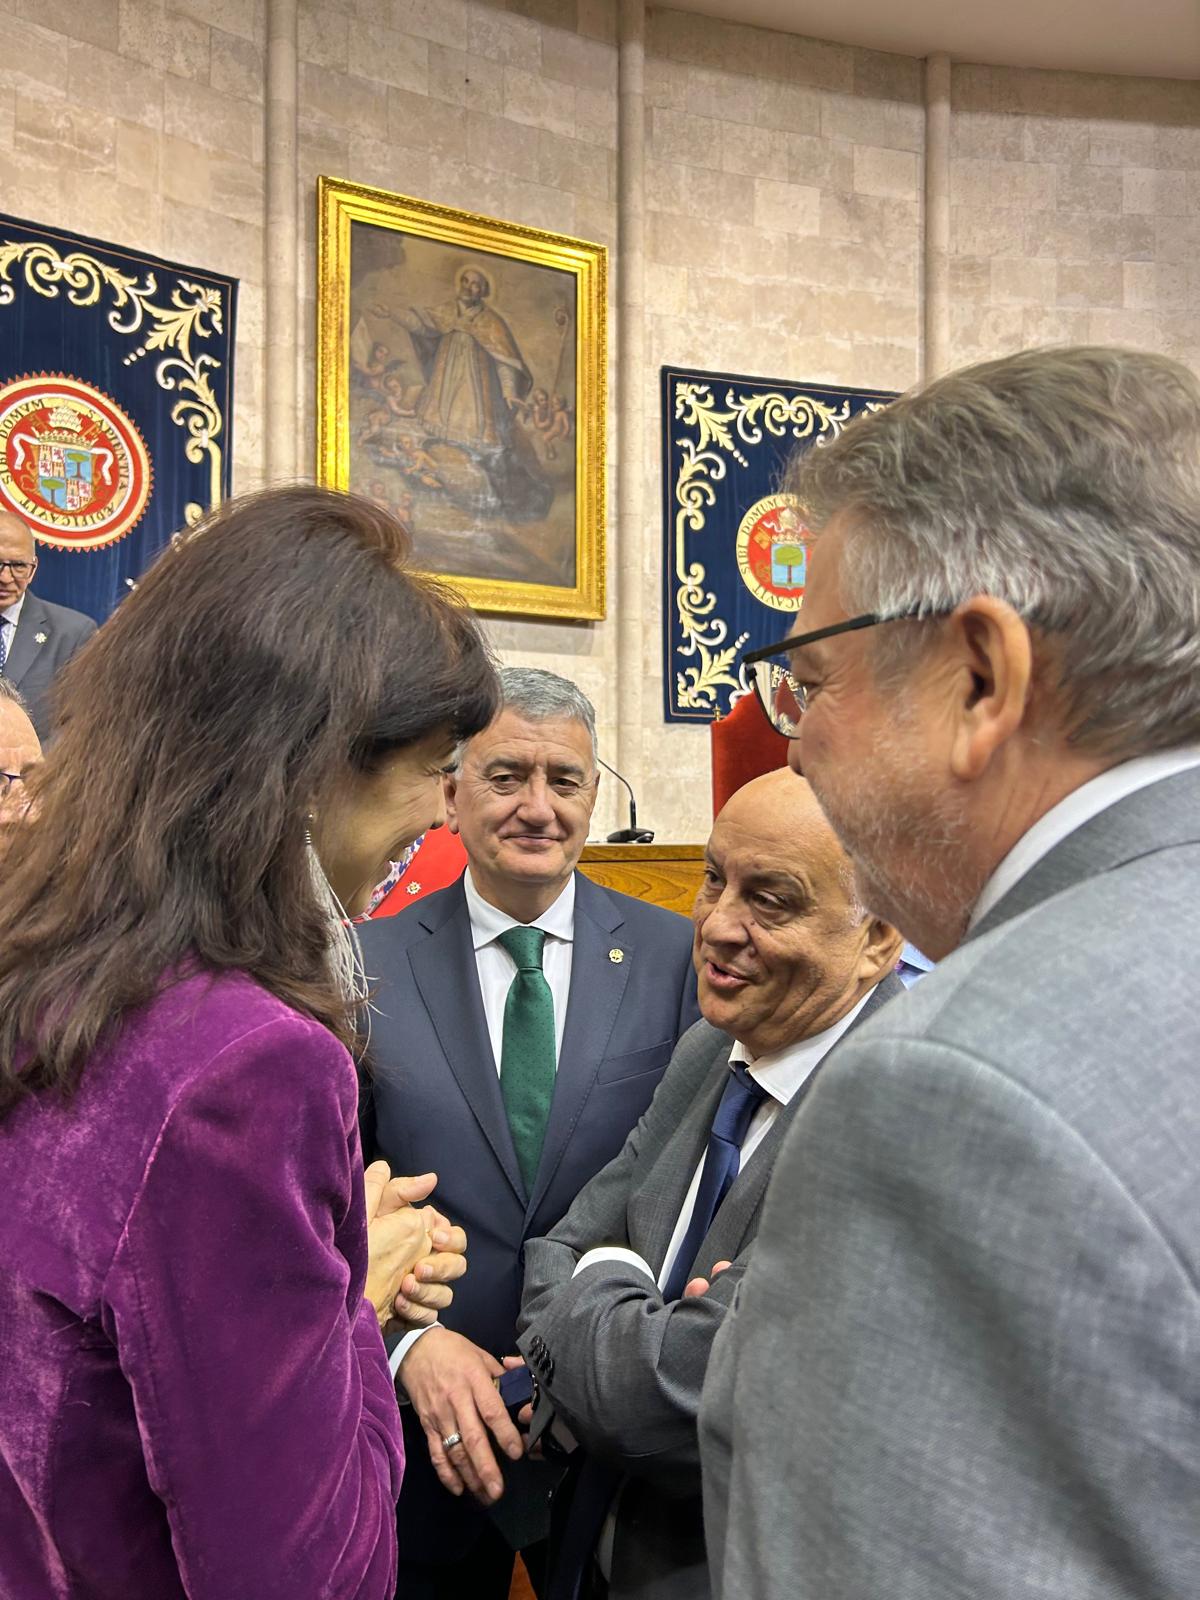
[579, 844, 705, 917]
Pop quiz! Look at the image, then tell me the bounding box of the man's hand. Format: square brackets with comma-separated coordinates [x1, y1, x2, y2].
[400, 1328, 525, 1504]
[683, 1259, 733, 1299]
[500, 1353, 542, 1457]
[375, 1174, 468, 1330]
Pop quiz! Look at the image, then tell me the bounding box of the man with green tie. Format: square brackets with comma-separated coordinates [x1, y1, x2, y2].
[359, 668, 700, 1600]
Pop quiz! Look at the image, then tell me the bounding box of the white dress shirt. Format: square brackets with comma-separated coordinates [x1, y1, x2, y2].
[970, 743, 1200, 930]
[389, 868, 578, 1379]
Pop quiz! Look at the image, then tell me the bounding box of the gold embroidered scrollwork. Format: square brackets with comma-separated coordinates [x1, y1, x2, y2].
[670, 381, 864, 716]
[0, 244, 228, 523]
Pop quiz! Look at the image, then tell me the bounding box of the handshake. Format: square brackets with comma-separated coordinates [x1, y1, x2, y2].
[362, 1163, 467, 1333]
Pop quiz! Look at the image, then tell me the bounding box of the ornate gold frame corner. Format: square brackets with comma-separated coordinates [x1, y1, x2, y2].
[316, 175, 607, 621]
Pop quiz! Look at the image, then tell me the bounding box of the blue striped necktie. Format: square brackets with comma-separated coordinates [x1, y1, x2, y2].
[660, 1062, 769, 1301]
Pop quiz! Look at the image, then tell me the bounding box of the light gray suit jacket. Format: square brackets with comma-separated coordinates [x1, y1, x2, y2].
[3, 591, 96, 740]
[518, 974, 903, 1600]
[700, 767, 1200, 1600]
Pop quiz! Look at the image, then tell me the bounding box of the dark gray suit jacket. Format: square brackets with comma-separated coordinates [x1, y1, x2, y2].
[518, 974, 904, 1600]
[359, 871, 700, 1562]
[701, 766, 1200, 1600]
[3, 591, 96, 740]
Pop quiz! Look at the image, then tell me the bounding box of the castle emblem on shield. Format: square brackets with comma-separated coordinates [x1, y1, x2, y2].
[0, 374, 152, 549]
[735, 494, 808, 611]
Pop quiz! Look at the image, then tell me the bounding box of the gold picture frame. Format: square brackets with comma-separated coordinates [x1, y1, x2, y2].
[317, 176, 607, 620]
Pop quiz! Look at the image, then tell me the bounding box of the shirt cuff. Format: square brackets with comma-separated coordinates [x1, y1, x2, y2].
[572, 1245, 657, 1283]
[388, 1321, 439, 1383]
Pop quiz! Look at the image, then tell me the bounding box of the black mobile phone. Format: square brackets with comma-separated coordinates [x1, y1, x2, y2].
[498, 1364, 534, 1417]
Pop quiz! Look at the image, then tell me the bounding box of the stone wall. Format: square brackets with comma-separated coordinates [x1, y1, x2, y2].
[2, 0, 1198, 841]
[641, 7, 925, 838]
[0, 0, 268, 490]
[950, 66, 1200, 371]
[292, 0, 626, 834]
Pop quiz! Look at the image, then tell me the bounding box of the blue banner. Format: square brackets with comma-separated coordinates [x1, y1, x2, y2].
[661, 365, 895, 723]
[0, 214, 237, 624]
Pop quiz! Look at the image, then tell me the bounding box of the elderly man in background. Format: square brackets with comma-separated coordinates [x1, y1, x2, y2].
[0, 511, 95, 742]
[0, 679, 41, 834]
[359, 667, 699, 1600]
[517, 770, 903, 1600]
[703, 346, 1200, 1600]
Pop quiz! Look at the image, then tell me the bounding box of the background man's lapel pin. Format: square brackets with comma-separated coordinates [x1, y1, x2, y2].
[608, 948, 625, 964]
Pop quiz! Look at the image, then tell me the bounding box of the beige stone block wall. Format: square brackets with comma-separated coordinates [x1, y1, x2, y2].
[0, 0, 266, 493]
[950, 64, 1200, 370]
[294, 0, 623, 836]
[644, 7, 924, 843]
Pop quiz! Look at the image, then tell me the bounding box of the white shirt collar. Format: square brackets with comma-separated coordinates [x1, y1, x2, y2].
[1, 594, 25, 627]
[463, 866, 577, 950]
[728, 987, 875, 1108]
[970, 744, 1200, 930]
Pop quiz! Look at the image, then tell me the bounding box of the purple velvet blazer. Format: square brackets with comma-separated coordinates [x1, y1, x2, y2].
[0, 969, 404, 1599]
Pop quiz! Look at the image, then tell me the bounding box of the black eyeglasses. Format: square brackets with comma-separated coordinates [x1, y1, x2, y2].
[741, 607, 951, 736]
[0, 560, 36, 578]
[0, 771, 27, 799]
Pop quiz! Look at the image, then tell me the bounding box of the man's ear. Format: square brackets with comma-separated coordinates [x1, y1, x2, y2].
[946, 596, 1033, 783]
[856, 915, 905, 987]
[443, 771, 462, 836]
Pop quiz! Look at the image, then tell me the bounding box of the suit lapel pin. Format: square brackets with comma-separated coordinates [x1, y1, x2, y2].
[608, 948, 625, 964]
[34, 632, 47, 644]
[406, 882, 421, 894]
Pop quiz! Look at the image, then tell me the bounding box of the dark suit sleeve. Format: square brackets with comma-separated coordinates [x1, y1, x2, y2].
[519, 1025, 734, 1488]
[523, 1249, 743, 1491]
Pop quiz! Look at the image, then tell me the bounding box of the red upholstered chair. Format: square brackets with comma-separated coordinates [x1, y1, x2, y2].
[369, 826, 468, 917]
[710, 692, 790, 817]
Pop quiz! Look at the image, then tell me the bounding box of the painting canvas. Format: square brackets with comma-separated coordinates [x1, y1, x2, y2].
[318, 179, 606, 619]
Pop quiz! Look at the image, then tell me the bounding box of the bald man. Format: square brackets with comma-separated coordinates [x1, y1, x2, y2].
[0, 511, 96, 742]
[0, 680, 42, 835]
[517, 772, 906, 1600]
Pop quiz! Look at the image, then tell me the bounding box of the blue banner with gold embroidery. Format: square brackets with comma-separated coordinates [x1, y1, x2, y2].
[662, 365, 895, 723]
[0, 213, 236, 624]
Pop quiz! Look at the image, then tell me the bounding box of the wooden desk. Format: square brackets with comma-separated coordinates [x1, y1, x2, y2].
[579, 844, 705, 917]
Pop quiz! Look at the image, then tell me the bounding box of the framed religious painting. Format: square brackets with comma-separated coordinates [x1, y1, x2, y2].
[317, 177, 607, 620]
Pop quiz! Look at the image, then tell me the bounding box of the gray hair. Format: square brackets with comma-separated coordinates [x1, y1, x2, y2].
[0, 678, 29, 712]
[454, 666, 598, 769]
[787, 345, 1200, 757]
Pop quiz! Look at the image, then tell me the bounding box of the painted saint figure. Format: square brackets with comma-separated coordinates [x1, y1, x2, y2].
[375, 267, 552, 522]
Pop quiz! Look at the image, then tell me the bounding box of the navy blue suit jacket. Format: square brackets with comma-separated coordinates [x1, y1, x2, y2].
[359, 869, 700, 1560]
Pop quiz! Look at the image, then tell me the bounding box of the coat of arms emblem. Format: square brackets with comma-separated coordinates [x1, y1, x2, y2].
[0, 374, 151, 549]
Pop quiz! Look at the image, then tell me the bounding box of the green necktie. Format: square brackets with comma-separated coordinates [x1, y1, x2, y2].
[497, 925, 557, 1196]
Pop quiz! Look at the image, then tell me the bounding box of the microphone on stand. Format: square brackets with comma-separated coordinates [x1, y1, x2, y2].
[598, 757, 655, 843]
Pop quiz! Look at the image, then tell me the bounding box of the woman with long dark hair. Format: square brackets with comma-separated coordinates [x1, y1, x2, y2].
[0, 487, 499, 1599]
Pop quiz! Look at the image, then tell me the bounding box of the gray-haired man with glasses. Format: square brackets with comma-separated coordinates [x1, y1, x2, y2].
[0, 511, 96, 743]
[702, 346, 1200, 1600]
